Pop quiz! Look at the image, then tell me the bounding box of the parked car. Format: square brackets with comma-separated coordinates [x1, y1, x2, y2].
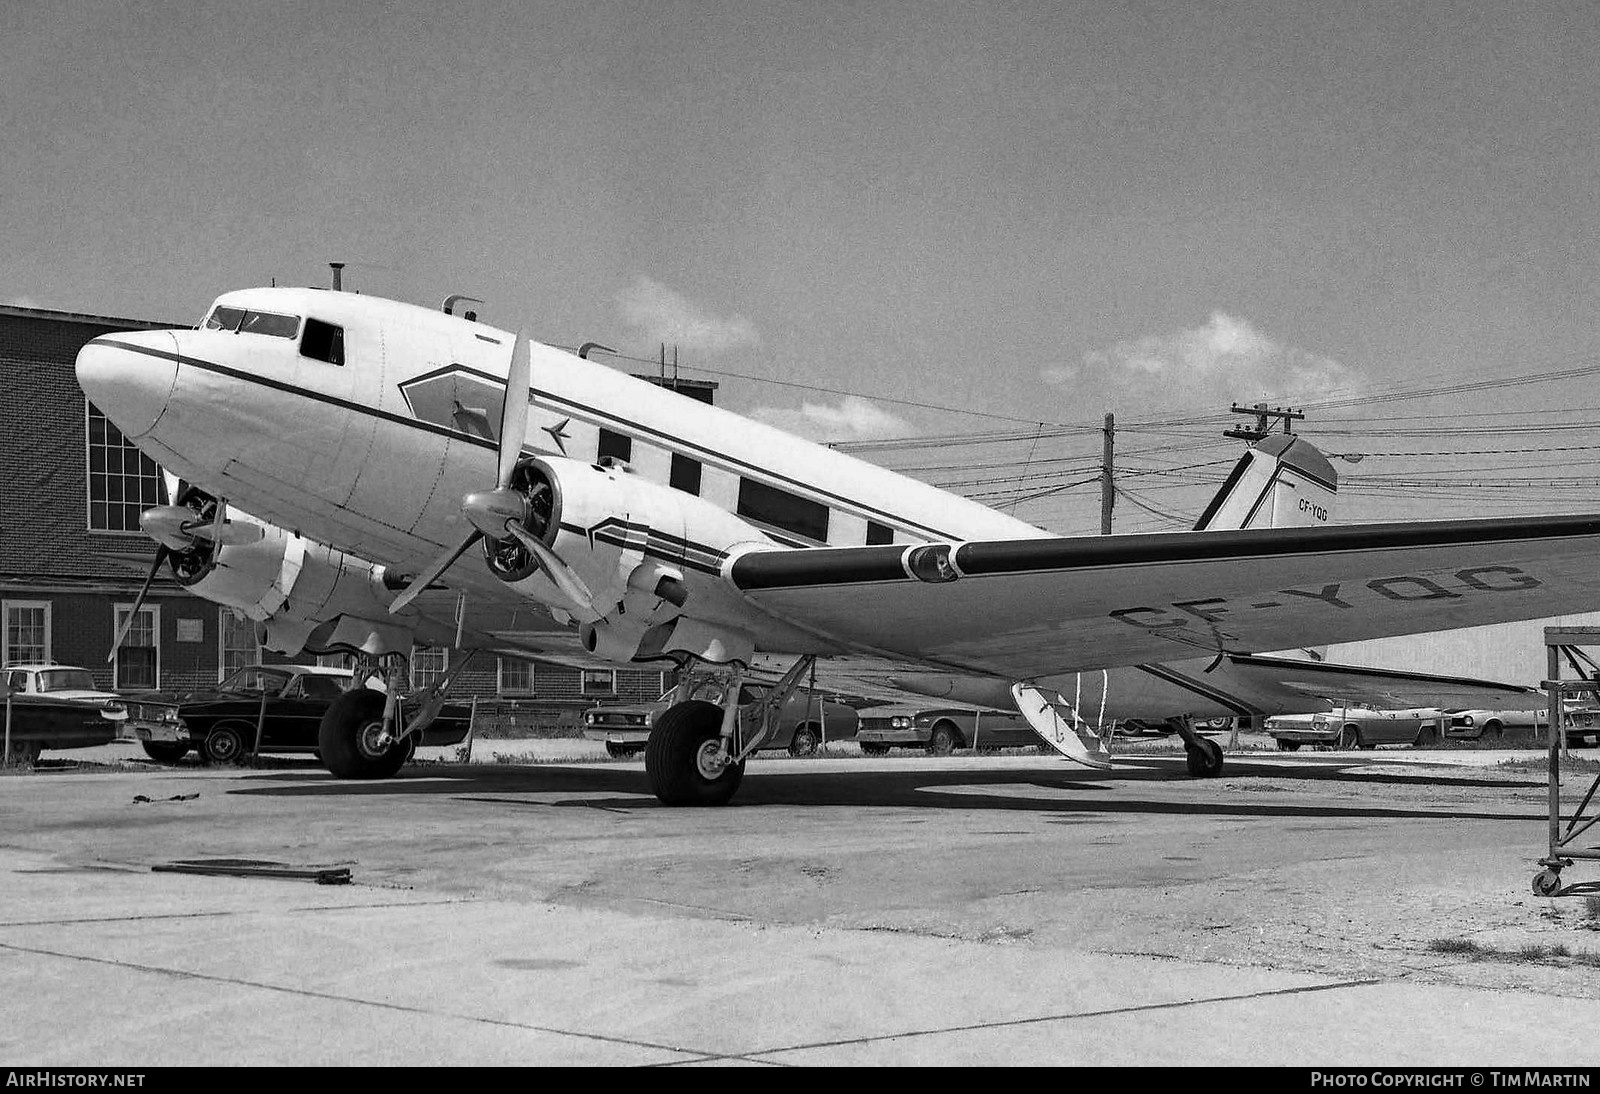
[855, 705, 1044, 755]
[582, 679, 859, 758]
[1264, 706, 1444, 751]
[1443, 708, 1552, 743]
[1, 663, 140, 763]
[123, 664, 472, 764]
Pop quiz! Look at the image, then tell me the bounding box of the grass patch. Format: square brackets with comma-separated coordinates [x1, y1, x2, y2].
[1428, 937, 1600, 967]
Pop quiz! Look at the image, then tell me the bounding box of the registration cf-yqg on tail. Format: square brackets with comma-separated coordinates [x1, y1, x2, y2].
[76, 286, 1600, 804]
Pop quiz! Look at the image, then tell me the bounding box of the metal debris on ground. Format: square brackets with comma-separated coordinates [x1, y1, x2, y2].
[152, 859, 352, 884]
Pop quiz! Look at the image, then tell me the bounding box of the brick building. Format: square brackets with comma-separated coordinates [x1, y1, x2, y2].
[0, 303, 685, 729]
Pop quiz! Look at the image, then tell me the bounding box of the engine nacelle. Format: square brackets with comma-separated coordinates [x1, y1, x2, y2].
[492, 455, 771, 664]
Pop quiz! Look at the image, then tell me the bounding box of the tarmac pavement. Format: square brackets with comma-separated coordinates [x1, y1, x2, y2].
[3, 741, 1600, 1067]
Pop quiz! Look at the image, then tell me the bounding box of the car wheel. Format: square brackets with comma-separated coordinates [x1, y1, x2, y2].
[202, 723, 251, 765]
[1276, 739, 1301, 751]
[1414, 724, 1440, 748]
[788, 723, 820, 758]
[605, 742, 643, 759]
[860, 742, 891, 756]
[1199, 716, 1234, 731]
[140, 741, 190, 763]
[1337, 725, 1362, 750]
[3, 740, 43, 766]
[1483, 720, 1504, 742]
[926, 722, 959, 756]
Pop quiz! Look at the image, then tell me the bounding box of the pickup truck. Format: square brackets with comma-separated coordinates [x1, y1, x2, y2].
[854, 705, 1044, 755]
[582, 680, 859, 758]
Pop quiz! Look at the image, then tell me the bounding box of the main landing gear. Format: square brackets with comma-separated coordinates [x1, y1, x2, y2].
[318, 652, 471, 779]
[1165, 714, 1225, 777]
[644, 655, 816, 806]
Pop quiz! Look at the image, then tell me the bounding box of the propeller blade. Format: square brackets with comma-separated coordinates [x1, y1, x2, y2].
[109, 547, 168, 663]
[209, 496, 227, 546]
[497, 329, 532, 489]
[504, 520, 600, 620]
[387, 530, 484, 615]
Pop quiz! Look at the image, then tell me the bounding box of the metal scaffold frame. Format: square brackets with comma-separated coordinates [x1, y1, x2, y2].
[1532, 626, 1600, 896]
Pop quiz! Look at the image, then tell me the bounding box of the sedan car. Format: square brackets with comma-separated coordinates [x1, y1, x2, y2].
[125, 664, 472, 764]
[1265, 706, 1444, 751]
[2, 663, 144, 762]
[582, 679, 859, 758]
[854, 705, 1044, 755]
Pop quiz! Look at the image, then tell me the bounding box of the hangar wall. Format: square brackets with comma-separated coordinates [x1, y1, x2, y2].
[1321, 613, 1600, 691]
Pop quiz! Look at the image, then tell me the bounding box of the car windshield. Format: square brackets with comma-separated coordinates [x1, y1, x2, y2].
[295, 674, 348, 699]
[37, 669, 98, 692]
[204, 305, 300, 339]
[217, 667, 293, 696]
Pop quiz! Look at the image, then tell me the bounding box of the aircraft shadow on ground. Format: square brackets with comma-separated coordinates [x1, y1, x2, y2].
[219, 755, 1549, 823]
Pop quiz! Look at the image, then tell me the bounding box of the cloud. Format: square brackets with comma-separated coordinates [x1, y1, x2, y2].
[1048, 312, 1361, 410]
[616, 276, 759, 355]
[750, 396, 913, 442]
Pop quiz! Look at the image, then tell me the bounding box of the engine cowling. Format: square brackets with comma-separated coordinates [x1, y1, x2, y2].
[484, 455, 770, 664]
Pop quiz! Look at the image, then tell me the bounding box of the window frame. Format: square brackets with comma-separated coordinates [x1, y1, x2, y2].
[111, 602, 160, 691]
[2, 600, 51, 665]
[597, 428, 633, 466]
[217, 609, 260, 683]
[581, 668, 616, 697]
[670, 453, 702, 495]
[497, 656, 535, 696]
[410, 645, 449, 690]
[85, 401, 167, 533]
[736, 478, 831, 543]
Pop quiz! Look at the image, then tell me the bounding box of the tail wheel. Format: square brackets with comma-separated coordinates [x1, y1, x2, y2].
[645, 700, 744, 806]
[319, 689, 408, 779]
[1185, 736, 1224, 777]
[788, 723, 820, 757]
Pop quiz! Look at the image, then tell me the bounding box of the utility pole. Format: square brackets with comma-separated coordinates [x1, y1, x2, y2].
[1224, 402, 1304, 442]
[1100, 412, 1115, 534]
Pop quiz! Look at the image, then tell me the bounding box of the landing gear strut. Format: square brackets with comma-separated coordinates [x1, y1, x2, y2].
[1167, 715, 1225, 777]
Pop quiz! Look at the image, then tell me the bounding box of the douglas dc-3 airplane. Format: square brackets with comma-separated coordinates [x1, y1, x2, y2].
[77, 286, 1587, 804]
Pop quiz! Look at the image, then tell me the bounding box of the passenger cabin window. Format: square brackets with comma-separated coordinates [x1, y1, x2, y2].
[670, 454, 702, 495]
[204, 306, 300, 339]
[597, 429, 632, 465]
[866, 520, 895, 545]
[300, 318, 345, 366]
[737, 479, 830, 542]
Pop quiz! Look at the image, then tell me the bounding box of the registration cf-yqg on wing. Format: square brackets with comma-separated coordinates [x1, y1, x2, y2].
[76, 287, 1600, 804]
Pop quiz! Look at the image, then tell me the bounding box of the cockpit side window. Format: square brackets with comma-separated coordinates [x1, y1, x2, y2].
[204, 306, 300, 339]
[300, 318, 345, 366]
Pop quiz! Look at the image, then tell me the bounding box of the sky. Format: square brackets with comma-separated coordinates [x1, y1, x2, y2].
[6, 0, 1600, 534]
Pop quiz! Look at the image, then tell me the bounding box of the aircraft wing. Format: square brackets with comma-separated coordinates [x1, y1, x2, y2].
[1217, 654, 1541, 712]
[729, 514, 1600, 680]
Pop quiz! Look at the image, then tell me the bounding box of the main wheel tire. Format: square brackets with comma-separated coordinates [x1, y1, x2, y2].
[1185, 736, 1224, 777]
[1337, 725, 1362, 750]
[788, 723, 820, 758]
[605, 742, 643, 759]
[201, 722, 251, 765]
[1276, 739, 1301, 752]
[141, 740, 190, 763]
[926, 721, 959, 756]
[645, 700, 744, 806]
[860, 742, 891, 756]
[318, 689, 408, 779]
[1200, 716, 1234, 731]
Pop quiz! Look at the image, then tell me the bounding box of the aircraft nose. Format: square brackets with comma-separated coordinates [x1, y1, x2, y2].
[75, 331, 180, 438]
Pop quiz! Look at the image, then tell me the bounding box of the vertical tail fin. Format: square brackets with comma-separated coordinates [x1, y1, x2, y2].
[1191, 434, 1337, 532]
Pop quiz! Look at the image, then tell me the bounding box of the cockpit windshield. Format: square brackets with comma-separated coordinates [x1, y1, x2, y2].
[204, 305, 300, 339]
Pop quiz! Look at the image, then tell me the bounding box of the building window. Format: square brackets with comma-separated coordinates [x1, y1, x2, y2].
[300, 318, 344, 365]
[581, 668, 616, 696]
[218, 610, 259, 681]
[2, 601, 50, 664]
[670, 453, 702, 495]
[498, 657, 534, 695]
[866, 520, 895, 545]
[112, 604, 159, 690]
[86, 402, 166, 532]
[411, 646, 448, 690]
[597, 428, 632, 465]
[737, 478, 830, 542]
